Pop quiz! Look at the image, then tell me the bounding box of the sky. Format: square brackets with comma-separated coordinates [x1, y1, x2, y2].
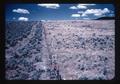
[5, 4, 115, 21]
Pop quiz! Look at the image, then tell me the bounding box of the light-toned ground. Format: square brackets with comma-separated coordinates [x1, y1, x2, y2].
[42, 20, 115, 80]
[5, 20, 115, 80]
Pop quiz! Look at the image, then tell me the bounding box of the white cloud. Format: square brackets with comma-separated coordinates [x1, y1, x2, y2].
[78, 4, 96, 6]
[102, 8, 110, 13]
[69, 6, 78, 9]
[83, 18, 90, 20]
[81, 13, 87, 17]
[77, 4, 87, 9]
[94, 13, 103, 16]
[78, 11, 84, 14]
[71, 14, 80, 17]
[12, 8, 30, 14]
[37, 4, 60, 9]
[18, 17, 29, 21]
[69, 4, 96, 10]
[81, 8, 110, 17]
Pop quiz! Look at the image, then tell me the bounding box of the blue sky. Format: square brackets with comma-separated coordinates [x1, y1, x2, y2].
[5, 4, 114, 21]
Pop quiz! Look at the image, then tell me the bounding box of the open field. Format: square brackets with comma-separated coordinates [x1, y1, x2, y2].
[5, 20, 115, 80]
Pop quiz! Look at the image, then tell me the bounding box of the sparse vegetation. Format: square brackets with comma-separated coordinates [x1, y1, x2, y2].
[5, 20, 114, 80]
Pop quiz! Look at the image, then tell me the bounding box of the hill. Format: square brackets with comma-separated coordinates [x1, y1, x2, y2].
[96, 16, 115, 20]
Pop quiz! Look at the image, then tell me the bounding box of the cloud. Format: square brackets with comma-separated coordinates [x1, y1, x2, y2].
[69, 6, 78, 9]
[37, 4, 60, 9]
[12, 8, 30, 14]
[78, 11, 84, 14]
[77, 4, 87, 9]
[81, 8, 110, 17]
[94, 13, 103, 16]
[81, 13, 88, 17]
[109, 13, 114, 17]
[78, 4, 96, 6]
[78, 11, 88, 17]
[108, 10, 114, 17]
[71, 14, 80, 17]
[102, 8, 110, 13]
[83, 18, 90, 20]
[110, 10, 114, 13]
[69, 4, 96, 10]
[18, 17, 29, 21]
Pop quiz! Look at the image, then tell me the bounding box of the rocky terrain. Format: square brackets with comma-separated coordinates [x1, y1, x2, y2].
[5, 20, 115, 80]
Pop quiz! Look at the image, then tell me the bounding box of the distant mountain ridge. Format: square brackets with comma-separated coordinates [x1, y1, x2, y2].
[96, 16, 115, 20]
